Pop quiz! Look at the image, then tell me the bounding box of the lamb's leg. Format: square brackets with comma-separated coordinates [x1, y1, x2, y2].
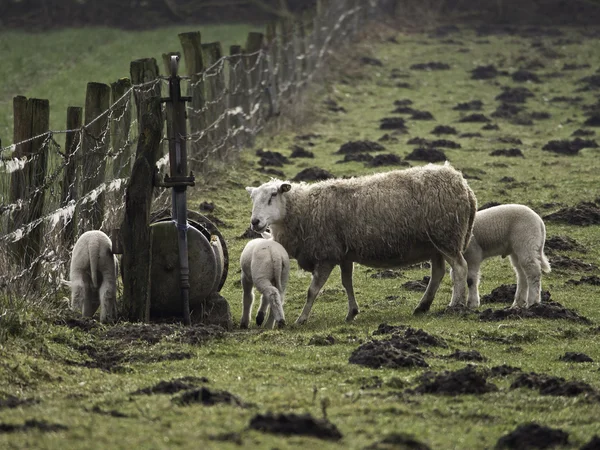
[523, 261, 542, 308]
[340, 260, 359, 322]
[82, 284, 100, 318]
[263, 287, 285, 329]
[70, 280, 85, 314]
[99, 279, 117, 324]
[256, 293, 271, 327]
[447, 253, 469, 308]
[413, 253, 445, 314]
[466, 261, 482, 308]
[240, 273, 254, 329]
[509, 255, 528, 309]
[296, 262, 335, 325]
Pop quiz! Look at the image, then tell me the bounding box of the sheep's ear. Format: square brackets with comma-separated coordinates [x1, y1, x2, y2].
[279, 183, 291, 193]
[245, 186, 255, 195]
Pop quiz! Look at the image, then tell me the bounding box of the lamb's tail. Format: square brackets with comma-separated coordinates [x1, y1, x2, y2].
[540, 220, 551, 273]
[88, 236, 100, 289]
[463, 186, 478, 252]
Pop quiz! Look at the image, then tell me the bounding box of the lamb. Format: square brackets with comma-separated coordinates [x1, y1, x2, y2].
[462, 204, 551, 308]
[245, 162, 477, 324]
[240, 236, 290, 329]
[66, 230, 118, 323]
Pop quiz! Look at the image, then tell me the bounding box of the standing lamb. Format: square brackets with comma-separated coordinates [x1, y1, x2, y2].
[66, 230, 118, 323]
[240, 237, 290, 329]
[245, 162, 477, 324]
[462, 204, 551, 308]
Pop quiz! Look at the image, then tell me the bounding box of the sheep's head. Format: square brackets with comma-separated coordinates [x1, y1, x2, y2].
[245, 180, 291, 232]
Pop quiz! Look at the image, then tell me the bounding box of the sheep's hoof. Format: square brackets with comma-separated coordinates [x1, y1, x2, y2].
[240, 321, 249, 329]
[345, 308, 359, 322]
[413, 305, 430, 315]
[256, 311, 265, 326]
[295, 316, 308, 325]
[276, 319, 286, 329]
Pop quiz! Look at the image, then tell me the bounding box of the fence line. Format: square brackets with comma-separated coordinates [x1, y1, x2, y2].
[0, 0, 377, 301]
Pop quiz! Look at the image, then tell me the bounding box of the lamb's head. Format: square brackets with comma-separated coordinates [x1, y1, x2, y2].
[245, 180, 291, 232]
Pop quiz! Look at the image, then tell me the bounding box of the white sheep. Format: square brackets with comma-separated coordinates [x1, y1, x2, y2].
[462, 204, 551, 308]
[245, 162, 477, 324]
[240, 236, 290, 329]
[66, 230, 118, 323]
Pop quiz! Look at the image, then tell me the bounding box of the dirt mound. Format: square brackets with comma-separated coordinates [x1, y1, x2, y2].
[453, 100, 483, 111]
[446, 350, 486, 362]
[308, 334, 336, 346]
[490, 365, 522, 377]
[0, 419, 68, 434]
[544, 202, 600, 226]
[257, 167, 285, 178]
[481, 284, 551, 304]
[482, 123, 500, 130]
[563, 63, 590, 70]
[578, 74, 600, 91]
[495, 87, 535, 103]
[431, 125, 458, 135]
[337, 153, 374, 163]
[349, 339, 428, 369]
[294, 133, 321, 142]
[0, 395, 38, 410]
[412, 365, 497, 396]
[392, 105, 417, 114]
[173, 387, 245, 407]
[549, 255, 597, 271]
[360, 56, 383, 66]
[323, 98, 346, 113]
[470, 65, 502, 80]
[292, 167, 335, 182]
[54, 316, 99, 332]
[495, 423, 569, 449]
[372, 323, 407, 335]
[402, 276, 431, 291]
[511, 372, 596, 396]
[249, 412, 342, 441]
[459, 113, 491, 123]
[491, 102, 523, 119]
[490, 148, 524, 157]
[365, 433, 432, 450]
[550, 95, 583, 104]
[102, 323, 225, 345]
[380, 117, 407, 130]
[370, 269, 403, 279]
[430, 139, 461, 149]
[289, 145, 314, 158]
[512, 69, 541, 83]
[566, 275, 600, 286]
[584, 114, 600, 126]
[480, 300, 591, 324]
[545, 235, 586, 253]
[367, 154, 409, 167]
[581, 436, 600, 450]
[410, 62, 450, 71]
[559, 352, 594, 363]
[404, 327, 447, 347]
[405, 147, 447, 162]
[394, 98, 413, 106]
[336, 140, 385, 154]
[542, 138, 598, 155]
[411, 110, 435, 120]
[572, 128, 595, 136]
[256, 149, 289, 167]
[378, 133, 399, 142]
[132, 376, 209, 395]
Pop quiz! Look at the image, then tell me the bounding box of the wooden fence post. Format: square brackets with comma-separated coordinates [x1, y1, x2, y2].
[228, 45, 246, 150]
[244, 32, 265, 147]
[265, 22, 280, 118]
[178, 32, 206, 168]
[161, 52, 180, 172]
[110, 78, 133, 179]
[61, 106, 82, 249]
[81, 82, 110, 231]
[201, 41, 226, 158]
[9, 96, 50, 281]
[121, 58, 163, 323]
[294, 17, 308, 91]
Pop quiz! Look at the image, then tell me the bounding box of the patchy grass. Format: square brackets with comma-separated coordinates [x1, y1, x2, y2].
[2, 23, 600, 450]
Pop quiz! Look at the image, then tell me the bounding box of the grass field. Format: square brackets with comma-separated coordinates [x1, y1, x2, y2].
[2, 20, 600, 449]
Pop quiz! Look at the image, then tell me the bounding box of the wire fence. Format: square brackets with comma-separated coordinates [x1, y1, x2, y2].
[0, 0, 376, 301]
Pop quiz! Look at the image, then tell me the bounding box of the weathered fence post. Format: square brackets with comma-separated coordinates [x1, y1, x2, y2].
[121, 58, 163, 323]
[9, 96, 50, 281]
[228, 45, 247, 149]
[294, 17, 308, 92]
[265, 22, 280, 118]
[81, 82, 110, 231]
[201, 41, 226, 158]
[178, 32, 206, 168]
[279, 18, 296, 100]
[61, 106, 82, 249]
[245, 32, 265, 146]
[110, 78, 133, 179]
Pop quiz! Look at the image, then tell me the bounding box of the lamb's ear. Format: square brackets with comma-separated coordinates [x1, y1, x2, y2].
[279, 183, 291, 193]
[245, 186, 255, 196]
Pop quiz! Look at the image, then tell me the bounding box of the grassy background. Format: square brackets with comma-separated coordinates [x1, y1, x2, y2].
[2, 21, 600, 449]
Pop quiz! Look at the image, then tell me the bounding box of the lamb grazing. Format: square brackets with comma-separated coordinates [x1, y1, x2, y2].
[66, 230, 118, 323]
[240, 237, 290, 329]
[462, 204, 551, 308]
[245, 162, 477, 324]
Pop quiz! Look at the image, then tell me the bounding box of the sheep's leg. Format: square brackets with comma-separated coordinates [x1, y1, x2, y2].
[509, 255, 528, 309]
[99, 279, 118, 324]
[447, 253, 469, 308]
[523, 262, 542, 308]
[340, 260, 359, 322]
[240, 273, 254, 328]
[296, 262, 335, 325]
[413, 253, 445, 314]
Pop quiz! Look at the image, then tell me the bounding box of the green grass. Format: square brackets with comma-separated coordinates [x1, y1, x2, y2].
[2, 23, 600, 450]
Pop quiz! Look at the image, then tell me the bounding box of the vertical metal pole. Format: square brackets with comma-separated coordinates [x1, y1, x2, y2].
[168, 55, 192, 326]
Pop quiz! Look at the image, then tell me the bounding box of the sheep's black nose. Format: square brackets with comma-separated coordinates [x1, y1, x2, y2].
[251, 218, 260, 228]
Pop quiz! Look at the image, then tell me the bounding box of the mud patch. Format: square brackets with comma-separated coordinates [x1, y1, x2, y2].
[445, 350, 486, 362]
[292, 167, 335, 182]
[378, 133, 398, 142]
[482, 123, 500, 130]
[289, 145, 314, 158]
[173, 387, 245, 407]
[132, 376, 209, 395]
[453, 100, 483, 111]
[0, 420, 68, 434]
[544, 202, 600, 226]
[256, 149, 289, 167]
[249, 412, 342, 441]
[490, 365, 522, 377]
[0, 395, 38, 410]
[366, 154, 409, 167]
[380, 117, 407, 130]
[496, 86, 534, 103]
[495, 423, 569, 449]
[349, 339, 428, 369]
[336, 140, 385, 154]
[365, 433, 432, 450]
[559, 352, 594, 363]
[578, 74, 600, 91]
[410, 62, 450, 71]
[431, 125, 458, 135]
[337, 153, 373, 163]
[430, 139, 461, 149]
[402, 276, 431, 292]
[581, 436, 600, 450]
[479, 301, 591, 324]
[572, 128, 595, 136]
[512, 69, 541, 83]
[491, 102, 522, 119]
[470, 65, 502, 80]
[372, 324, 447, 348]
[545, 235, 586, 253]
[542, 138, 598, 155]
[490, 148, 524, 157]
[584, 114, 600, 127]
[459, 113, 491, 123]
[481, 284, 551, 304]
[511, 372, 596, 397]
[411, 110, 435, 120]
[549, 255, 597, 271]
[405, 147, 447, 162]
[411, 365, 497, 395]
[566, 275, 600, 286]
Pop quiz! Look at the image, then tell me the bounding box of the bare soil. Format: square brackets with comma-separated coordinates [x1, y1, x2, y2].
[411, 365, 497, 396]
[494, 423, 569, 449]
[364, 433, 432, 450]
[479, 301, 592, 324]
[173, 387, 246, 407]
[480, 284, 551, 304]
[445, 350, 486, 362]
[511, 372, 596, 397]
[544, 202, 600, 226]
[249, 412, 343, 441]
[132, 377, 209, 395]
[405, 148, 447, 162]
[559, 352, 594, 363]
[292, 167, 335, 182]
[336, 140, 385, 154]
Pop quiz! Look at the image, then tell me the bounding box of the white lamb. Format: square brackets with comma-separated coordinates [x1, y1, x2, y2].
[240, 236, 290, 329]
[246, 162, 477, 324]
[66, 230, 118, 323]
[463, 204, 551, 308]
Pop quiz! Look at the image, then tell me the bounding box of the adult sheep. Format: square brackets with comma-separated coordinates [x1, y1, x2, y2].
[245, 162, 477, 324]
